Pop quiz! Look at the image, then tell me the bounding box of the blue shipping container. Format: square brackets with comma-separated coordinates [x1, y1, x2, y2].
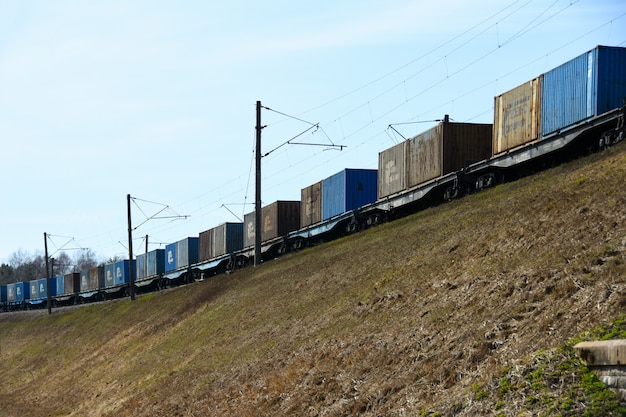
[1, 285, 6, 302]
[541, 45, 626, 136]
[165, 242, 178, 272]
[37, 277, 55, 299]
[321, 169, 378, 220]
[12, 282, 29, 302]
[56, 275, 65, 296]
[147, 249, 165, 276]
[114, 260, 134, 286]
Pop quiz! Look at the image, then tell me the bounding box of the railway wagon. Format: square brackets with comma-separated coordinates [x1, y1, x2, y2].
[378, 118, 492, 199]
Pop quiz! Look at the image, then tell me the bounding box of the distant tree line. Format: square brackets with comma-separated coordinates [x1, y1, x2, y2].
[0, 249, 104, 285]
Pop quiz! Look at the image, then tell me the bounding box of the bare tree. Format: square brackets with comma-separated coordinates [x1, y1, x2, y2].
[73, 249, 100, 272]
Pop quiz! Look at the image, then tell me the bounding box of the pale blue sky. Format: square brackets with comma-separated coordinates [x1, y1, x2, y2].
[1, 0, 624, 264]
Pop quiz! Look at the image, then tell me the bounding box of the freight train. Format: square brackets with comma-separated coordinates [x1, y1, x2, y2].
[2, 45, 626, 312]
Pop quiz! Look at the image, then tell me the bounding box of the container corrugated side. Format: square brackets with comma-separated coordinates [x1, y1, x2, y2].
[199, 228, 213, 262]
[244, 211, 255, 248]
[176, 237, 199, 269]
[60, 273, 79, 296]
[301, 181, 322, 227]
[80, 270, 90, 292]
[407, 125, 443, 187]
[541, 45, 626, 136]
[29, 280, 39, 300]
[38, 277, 54, 298]
[378, 141, 407, 198]
[211, 223, 243, 258]
[493, 77, 542, 154]
[7, 283, 16, 302]
[321, 169, 378, 220]
[104, 263, 116, 288]
[595, 46, 626, 115]
[244, 201, 301, 247]
[266, 201, 300, 241]
[114, 260, 133, 286]
[56, 275, 65, 296]
[165, 242, 178, 272]
[83, 266, 103, 292]
[136, 253, 147, 280]
[13, 282, 29, 301]
[147, 249, 165, 276]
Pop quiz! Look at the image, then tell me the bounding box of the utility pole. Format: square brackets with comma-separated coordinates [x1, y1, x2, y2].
[127, 194, 136, 300]
[255, 101, 263, 266]
[44, 232, 52, 315]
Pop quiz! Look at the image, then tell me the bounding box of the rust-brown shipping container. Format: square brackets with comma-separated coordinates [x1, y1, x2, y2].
[493, 76, 542, 154]
[378, 141, 408, 199]
[61, 272, 80, 296]
[199, 228, 213, 262]
[300, 181, 322, 228]
[244, 201, 301, 247]
[378, 119, 492, 198]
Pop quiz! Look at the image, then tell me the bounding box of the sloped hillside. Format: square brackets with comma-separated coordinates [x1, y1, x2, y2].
[1, 145, 626, 416]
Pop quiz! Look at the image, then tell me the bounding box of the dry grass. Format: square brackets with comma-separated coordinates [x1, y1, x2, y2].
[1, 144, 626, 416]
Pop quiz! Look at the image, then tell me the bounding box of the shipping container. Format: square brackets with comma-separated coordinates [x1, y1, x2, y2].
[199, 228, 213, 262]
[29, 280, 39, 300]
[165, 242, 178, 272]
[1, 285, 6, 303]
[80, 266, 103, 292]
[321, 169, 378, 220]
[113, 260, 134, 286]
[37, 277, 55, 299]
[136, 253, 147, 280]
[9, 282, 29, 302]
[104, 263, 116, 288]
[493, 76, 542, 154]
[244, 201, 301, 247]
[147, 249, 165, 277]
[378, 141, 408, 198]
[378, 121, 492, 198]
[300, 181, 322, 227]
[177, 237, 199, 269]
[165, 238, 199, 271]
[200, 223, 243, 261]
[541, 45, 626, 136]
[57, 273, 79, 297]
[409, 121, 492, 187]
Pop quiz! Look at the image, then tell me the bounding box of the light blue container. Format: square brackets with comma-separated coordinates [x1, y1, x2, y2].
[177, 237, 199, 269]
[321, 169, 378, 220]
[147, 249, 165, 277]
[541, 45, 626, 136]
[104, 263, 116, 288]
